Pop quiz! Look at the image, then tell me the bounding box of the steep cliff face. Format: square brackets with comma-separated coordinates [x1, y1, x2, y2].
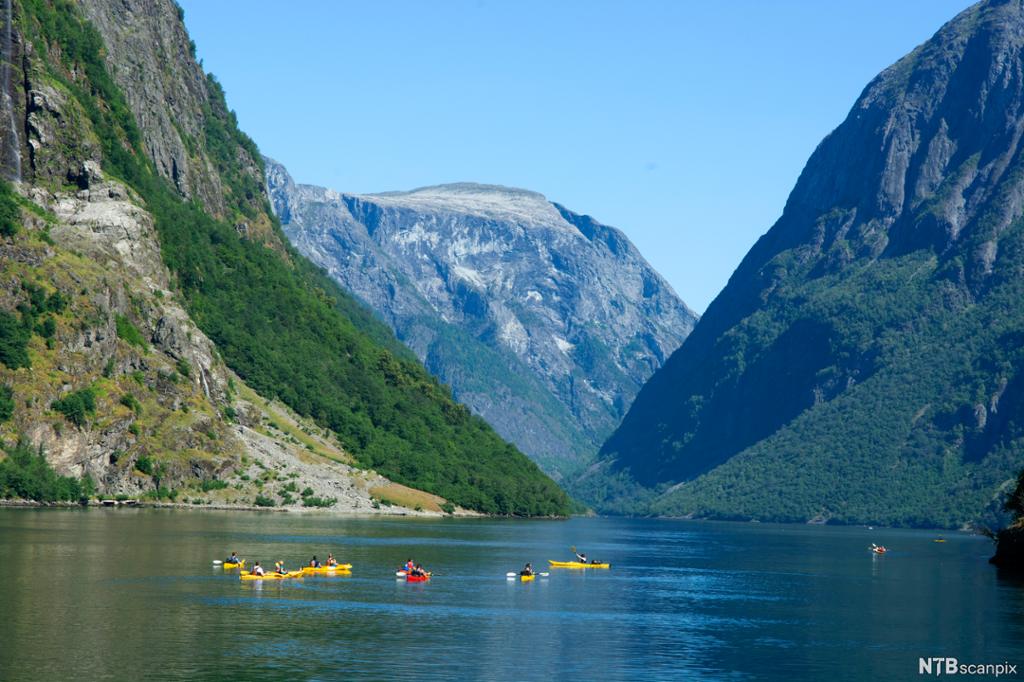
[75, 0, 269, 233]
[589, 0, 1024, 527]
[0, 0, 569, 515]
[266, 161, 697, 478]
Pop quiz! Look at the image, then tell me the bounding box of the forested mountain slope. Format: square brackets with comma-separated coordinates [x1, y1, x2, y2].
[585, 0, 1024, 527]
[0, 0, 569, 515]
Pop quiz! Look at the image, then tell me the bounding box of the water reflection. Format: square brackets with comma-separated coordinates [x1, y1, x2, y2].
[0, 510, 1019, 680]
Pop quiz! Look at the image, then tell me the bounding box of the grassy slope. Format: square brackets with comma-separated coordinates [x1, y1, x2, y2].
[18, 0, 569, 516]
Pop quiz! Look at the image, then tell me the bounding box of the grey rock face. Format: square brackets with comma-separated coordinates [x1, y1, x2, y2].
[76, 0, 241, 219]
[266, 160, 697, 478]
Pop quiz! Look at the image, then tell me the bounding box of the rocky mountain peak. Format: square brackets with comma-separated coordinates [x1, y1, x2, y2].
[360, 182, 574, 233]
[760, 0, 1024, 286]
[585, 0, 1024, 527]
[265, 159, 697, 479]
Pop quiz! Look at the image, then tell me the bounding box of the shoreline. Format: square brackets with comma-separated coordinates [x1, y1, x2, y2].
[0, 498, 563, 519]
[649, 512, 984, 534]
[0, 499, 991, 530]
[0, 497, 469, 517]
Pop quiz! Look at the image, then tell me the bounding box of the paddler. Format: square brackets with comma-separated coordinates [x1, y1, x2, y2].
[520, 563, 534, 576]
[275, 560, 287, 575]
[410, 563, 428, 577]
[326, 554, 338, 567]
[575, 551, 588, 564]
[404, 558, 415, 574]
[253, 561, 265, 576]
[226, 551, 240, 564]
[309, 556, 321, 568]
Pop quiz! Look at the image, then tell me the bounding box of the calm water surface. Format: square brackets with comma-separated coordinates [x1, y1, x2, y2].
[0, 509, 1020, 681]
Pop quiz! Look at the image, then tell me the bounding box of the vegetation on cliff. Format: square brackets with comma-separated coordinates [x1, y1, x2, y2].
[990, 469, 1024, 567]
[0, 439, 94, 502]
[585, 0, 1024, 527]
[14, 0, 569, 515]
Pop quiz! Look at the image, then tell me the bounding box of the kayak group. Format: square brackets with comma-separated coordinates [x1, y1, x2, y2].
[221, 552, 351, 580]
[220, 547, 610, 582]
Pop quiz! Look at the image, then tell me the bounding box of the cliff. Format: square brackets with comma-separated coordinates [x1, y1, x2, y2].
[587, 0, 1024, 527]
[0, 0, 569, 515]
[266, 162, 696, 479]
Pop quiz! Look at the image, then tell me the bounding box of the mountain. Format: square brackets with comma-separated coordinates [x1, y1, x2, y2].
[585, 0, 1024, 527]
[0, 0, 569, 516]
[264, 162, 697, 480]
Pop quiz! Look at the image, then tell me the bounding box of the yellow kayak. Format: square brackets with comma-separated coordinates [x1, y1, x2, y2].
[240, 570, 302, 581]
[222, 560, 246, 569]
[301, 565, 353, 575]
[520, 574, 535, 582]
[548, 560, 610, 569]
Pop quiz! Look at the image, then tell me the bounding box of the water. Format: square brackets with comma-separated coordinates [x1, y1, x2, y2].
[1, 0, 19, 181]
[0, 510, 1020, 681]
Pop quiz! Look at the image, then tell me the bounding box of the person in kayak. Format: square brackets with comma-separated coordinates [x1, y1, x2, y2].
[227, 552, 240, 564]
[410, 563, 428, 577]
[275, 560, 287, 575]
[309, 556, 321, 568]
[326, 554, 337, 567]
[520, 563, 534, 576]
[252, 562, 265, 576]
[404, 558, 415, 574]
[575, 551, 588, 564]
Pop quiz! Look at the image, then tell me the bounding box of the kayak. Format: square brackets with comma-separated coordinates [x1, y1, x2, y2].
[301, 564, 353, 574]
[548, 560, 610, 569]
[520, 574, 535, 582]
[405, 574, 430, 583]
[240, 570, 302, 581]
[222, 560, 245, 569]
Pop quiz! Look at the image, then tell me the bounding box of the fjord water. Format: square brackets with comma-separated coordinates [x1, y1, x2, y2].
[0, 510, 1019, 681]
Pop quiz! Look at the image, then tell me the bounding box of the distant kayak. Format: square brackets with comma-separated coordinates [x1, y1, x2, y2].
[520, 574, 535, 582]
[302, 564, 352, 574]
[548, 560, 610, 569]
[405, 574, 431, 583]
[240, 570, 301, 581]
[222, 560, 245, 569]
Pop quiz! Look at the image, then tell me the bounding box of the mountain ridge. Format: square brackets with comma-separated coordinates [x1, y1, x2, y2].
[266, 158, 697, 479]
[0, 0, 570, 516]
[585, 0, 1024, 527]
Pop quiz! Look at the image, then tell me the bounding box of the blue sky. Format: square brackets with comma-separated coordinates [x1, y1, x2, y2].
[180, 0, 971, 313]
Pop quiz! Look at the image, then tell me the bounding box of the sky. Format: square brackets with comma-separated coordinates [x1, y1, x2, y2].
[179, 0, 972, 313]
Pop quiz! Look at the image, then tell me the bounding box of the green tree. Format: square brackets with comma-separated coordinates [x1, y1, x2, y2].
[0, 312, 30, 369]
[51, 387, 96, 427]
[0, 180, 19, 237]
[0, 385, 13, 422]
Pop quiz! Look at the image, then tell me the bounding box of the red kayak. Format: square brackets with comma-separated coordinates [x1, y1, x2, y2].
[406, 574, 430, 583]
